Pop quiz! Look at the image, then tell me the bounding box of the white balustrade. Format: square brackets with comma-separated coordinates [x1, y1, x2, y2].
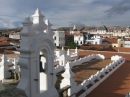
[0, 54, 19, 82]
[78, 55, 125, 97]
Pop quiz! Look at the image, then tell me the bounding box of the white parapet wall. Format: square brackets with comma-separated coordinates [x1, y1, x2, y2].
[59, 54, 105, 96]
[70, 54, 105, 67]
[59, 55, 125, 97]
[54, 48, 79, 67]
[78, 55, 125, 97]
[0, 54, 20, 82]
[54, 54, 105, 73]
[0, 55, 11, 82]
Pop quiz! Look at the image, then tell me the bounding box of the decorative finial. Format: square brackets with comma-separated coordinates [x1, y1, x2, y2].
[31, 8, 45, 24]
[67, 49, 70, 56]
[62, 46, 64, 51]
[45, 19, 52, 26]
[73, 25, 77, 30]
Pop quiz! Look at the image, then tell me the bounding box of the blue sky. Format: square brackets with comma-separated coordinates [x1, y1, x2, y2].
[0, 0, 130, 28]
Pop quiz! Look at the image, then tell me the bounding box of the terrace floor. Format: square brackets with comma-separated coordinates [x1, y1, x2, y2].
[79, 50, 130, 97]
[87, 61, 130, 97]
[72, 59, 111, 84]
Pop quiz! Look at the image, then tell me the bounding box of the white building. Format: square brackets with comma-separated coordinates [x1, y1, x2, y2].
[124, 41, 130, 48]
[70, 25, 81, 35]
[70, 25, 85, 46]
[74, 33, 84, 46]
[85, 34, 102, 45]
[53, 31, 65, 47]
[70, 25, 85, 35]
[9, 32, 20, 39]
[96, 26, 108, 34]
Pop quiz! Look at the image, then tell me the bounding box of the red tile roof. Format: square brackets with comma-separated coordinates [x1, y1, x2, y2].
[103, 37, 117, 44]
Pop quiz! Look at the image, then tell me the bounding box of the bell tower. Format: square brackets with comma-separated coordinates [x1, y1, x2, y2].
[32, 8, 44, 24]
[17, 9, 58, 97]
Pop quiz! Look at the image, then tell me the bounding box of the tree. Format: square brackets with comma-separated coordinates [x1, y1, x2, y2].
[67, 41, 77, 49]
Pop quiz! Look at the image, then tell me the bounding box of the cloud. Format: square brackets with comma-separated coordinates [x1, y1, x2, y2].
[91, 0, 122, 6]
[106, 0, 130, 16]
[43, 0, 108, 26]
[0, 0, 22, 28]
[0, 0, 130, 28]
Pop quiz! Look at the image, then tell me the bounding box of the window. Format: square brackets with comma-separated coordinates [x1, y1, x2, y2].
[80, 41, 82, 44]
[54, 36, 56, 40]
[121, 44, 123, 47]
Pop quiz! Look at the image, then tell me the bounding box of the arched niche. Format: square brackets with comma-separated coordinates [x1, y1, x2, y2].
[39, 50, 47, 92]
[35, 37, 57, 97]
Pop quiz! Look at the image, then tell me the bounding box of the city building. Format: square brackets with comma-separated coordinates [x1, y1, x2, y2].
[53, 30, 65, 47]
[84, 34, 102, 45]
[9, 32, 20, 40]
[74, 33, 84, 46]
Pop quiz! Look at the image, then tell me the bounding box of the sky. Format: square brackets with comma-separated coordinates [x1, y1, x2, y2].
[0, 0, 130, 28]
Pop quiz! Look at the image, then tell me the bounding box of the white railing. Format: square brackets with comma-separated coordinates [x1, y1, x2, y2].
[0, 54, 20, 82]
[78, 56, 125, 97]
[55, 54, 105, 73]
[59, 55, 125, 97]
[71, 54, 104, 67]
[126, 93, 130, 97]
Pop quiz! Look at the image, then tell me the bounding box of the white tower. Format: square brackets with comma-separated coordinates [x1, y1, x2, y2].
[32, 8, 44, 24]
[17, 9, 58, 97]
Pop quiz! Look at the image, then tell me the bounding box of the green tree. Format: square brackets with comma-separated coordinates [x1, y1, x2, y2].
[67, 41, 77, 49]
